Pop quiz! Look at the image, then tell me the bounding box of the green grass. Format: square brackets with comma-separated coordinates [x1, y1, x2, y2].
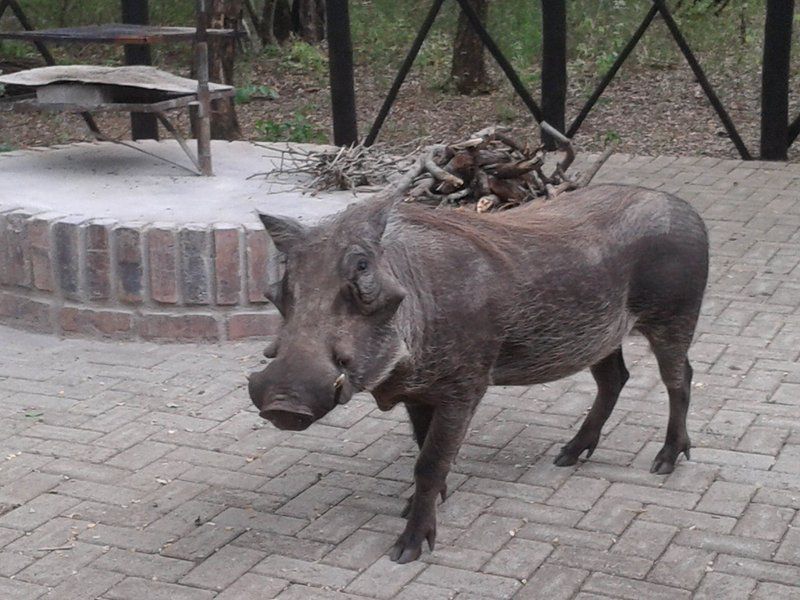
[255, 112, 326, 144]
[0, 0, 773, 120]
[3, 0, 193, 28]
[2, 1, 766, 78]
[343, 0, 765, 95]
[251, 40, 328, 84]
[0, 40, 38, 61]
[283, 40, 328, 74]
[495, 102, 518, 124]
[235, 84, 279, 104]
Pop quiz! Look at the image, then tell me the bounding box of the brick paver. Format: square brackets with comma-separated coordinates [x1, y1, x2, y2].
[1, 153, 800, 598]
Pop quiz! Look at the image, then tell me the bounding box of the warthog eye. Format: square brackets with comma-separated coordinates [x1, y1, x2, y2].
[341, 247, 404, 315]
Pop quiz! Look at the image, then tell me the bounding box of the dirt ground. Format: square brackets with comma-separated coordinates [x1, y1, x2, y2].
[1, 43, 797, 162]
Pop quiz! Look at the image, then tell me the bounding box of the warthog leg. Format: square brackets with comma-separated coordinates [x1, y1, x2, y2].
[401, 403, 447, 518]
[406, 402, 434, 449]
[648, 336, 694, 475]
[390, 391, 483, 564]
[554, 348, 629, 467]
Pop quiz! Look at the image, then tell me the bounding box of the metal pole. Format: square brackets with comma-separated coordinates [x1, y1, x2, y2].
[653, 0, 751, 160]
[6, 0, 100, 133]
[760, 0, 794, 160]
[454, 0, 543, 123]
[365, 0, 446, 146]
[121, 0, 158, 140]
[541, 0, 567, 148]
[789, 112, 800, 146]
[568, 4, 657, 138]
[195, 0, 213, 175]
[326, 0, 358, 146]
[5, 0, 56, 65]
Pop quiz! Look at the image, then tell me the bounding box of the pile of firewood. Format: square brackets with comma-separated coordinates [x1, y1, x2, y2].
[384, 123, 611, 212]
[262, 123, 612, 212]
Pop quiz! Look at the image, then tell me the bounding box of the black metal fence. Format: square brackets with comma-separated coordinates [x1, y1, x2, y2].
[328, 0, 796, 161]
[4, 1, 796, 160]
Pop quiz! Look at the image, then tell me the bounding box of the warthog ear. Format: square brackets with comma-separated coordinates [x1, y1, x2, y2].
[361, 201, 393, 244]
[265, 278, 286, 316]
[258, 213, 308, 254]
[258, 213, 305, 316]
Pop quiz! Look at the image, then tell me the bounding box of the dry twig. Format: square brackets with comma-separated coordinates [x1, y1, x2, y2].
[259, 123, 614, 212]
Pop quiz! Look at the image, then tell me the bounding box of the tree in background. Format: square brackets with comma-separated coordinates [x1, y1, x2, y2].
[451, 0, 491, 95]
[192, 0, 242, 140]
[251, 0, 292, 45]
[211, 0, 243, 139]
[292, 0, 325, 42]
[246, 0, 325, 46]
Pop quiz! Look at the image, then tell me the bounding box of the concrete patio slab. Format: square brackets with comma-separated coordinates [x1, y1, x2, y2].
[0, 140, 358, 224]
[0, 141, 363, 341]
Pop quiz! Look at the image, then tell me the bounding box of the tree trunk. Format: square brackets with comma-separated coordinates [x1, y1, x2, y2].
[451, 0, 490, 95]
[292, 0, 325, 42]
[258, 0, 277, 45]
[274, 0, 292, 42]
[207, 0, 242, 140]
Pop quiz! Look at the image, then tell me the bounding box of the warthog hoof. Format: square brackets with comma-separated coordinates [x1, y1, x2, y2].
[553, 437, 599, 467]
[389, 520, 436, 564]
[650, 442, 691, 475]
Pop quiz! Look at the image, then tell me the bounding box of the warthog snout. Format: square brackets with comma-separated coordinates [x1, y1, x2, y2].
[259, 397, 315, 431]
[248, 354, 352, 431]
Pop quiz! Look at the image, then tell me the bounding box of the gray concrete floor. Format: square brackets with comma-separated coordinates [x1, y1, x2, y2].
[0, 153, 799, 599]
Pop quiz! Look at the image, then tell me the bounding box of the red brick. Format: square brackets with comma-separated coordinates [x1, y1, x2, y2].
[0, 291, 52, 332]
[245, 224, 270, 304]
[113, 225, 144, 304]
[0, 210, 32, 287]
[53, 216, 84, 301]
[139, 313, 219, 341]
[27, 214, 56, 292]
[85, 219, 114, 301]
[180, 225, 211, 305]
[59, 307, 133, 338]
[226, 310, 281, 340]
[147, 225, 179, 304]
[213, 225, 241, 305]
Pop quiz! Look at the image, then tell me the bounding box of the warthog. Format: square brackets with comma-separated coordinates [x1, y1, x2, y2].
[248, 184, 709, 563]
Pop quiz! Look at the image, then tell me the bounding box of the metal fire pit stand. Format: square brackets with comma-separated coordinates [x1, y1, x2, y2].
[0, 16, 237, 175]
[0, 87, 235, 174]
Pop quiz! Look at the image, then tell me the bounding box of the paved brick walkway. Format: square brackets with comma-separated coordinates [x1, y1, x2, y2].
[1, 154, 800, 599]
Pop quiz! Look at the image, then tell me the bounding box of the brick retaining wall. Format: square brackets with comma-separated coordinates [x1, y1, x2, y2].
[0, 207, 282, 341]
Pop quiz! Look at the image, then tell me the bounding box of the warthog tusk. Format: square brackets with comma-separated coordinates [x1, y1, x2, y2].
[333, 373, 346, 390]
[333, 373, 348, 405]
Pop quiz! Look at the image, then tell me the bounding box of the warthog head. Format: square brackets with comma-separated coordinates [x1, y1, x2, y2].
[248, 203, 408, 430]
